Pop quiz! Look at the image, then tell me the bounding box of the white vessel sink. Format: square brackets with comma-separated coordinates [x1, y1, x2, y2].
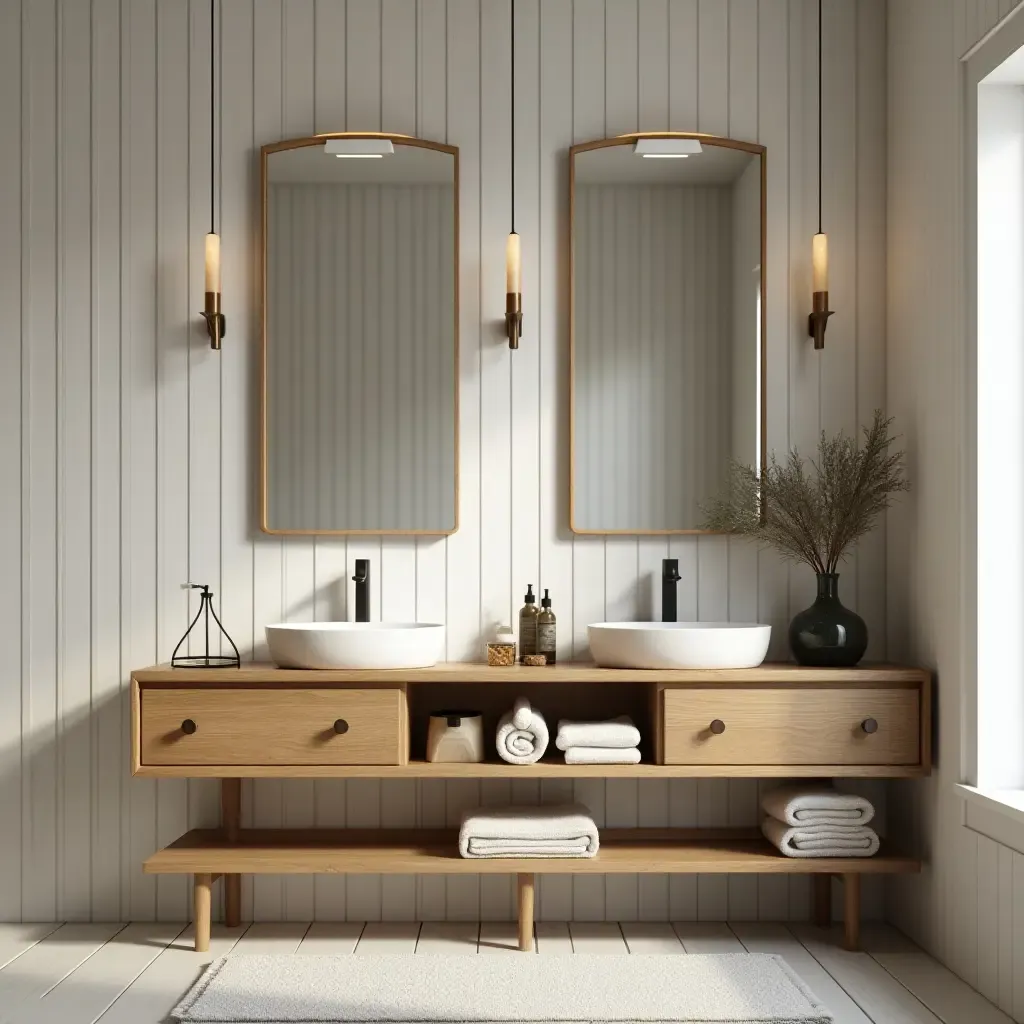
[588, 621, 771, 670]
[266, 622, 445, 670]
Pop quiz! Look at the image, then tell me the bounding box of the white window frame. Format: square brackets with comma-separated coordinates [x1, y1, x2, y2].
[960, 9, 1024, 833]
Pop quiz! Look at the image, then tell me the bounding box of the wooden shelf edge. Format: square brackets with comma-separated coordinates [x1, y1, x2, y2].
[143, 827, 921, 877]
[132, 760, 930, 779]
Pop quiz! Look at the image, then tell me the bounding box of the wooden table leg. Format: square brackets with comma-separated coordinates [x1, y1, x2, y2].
[843, 874, 861, 951]
[221, 778, 241, 928]
[517, 873, 535, 952]
[194, 873, 213, 953]
[812, 874, 832, 927]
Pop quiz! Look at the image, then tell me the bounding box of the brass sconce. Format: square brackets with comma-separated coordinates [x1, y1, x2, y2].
[202, 233, 225, 349]
[504, 0, 522, 350]
[200, 0, 225, 350]
[808, 232, 832, 350]
[807, 0, 832, 350]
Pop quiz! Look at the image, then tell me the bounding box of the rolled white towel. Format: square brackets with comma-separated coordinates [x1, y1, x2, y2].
[496, 698, 549, 765]
[761, 783, 875, 828]
[563, 746, 641, 765]
[459, 803, 599, 858]
[762, 816, 880, 858]
[556, 716, 641, 750]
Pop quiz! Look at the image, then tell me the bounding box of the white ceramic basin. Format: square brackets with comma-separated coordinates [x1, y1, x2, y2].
[588, 621, 771, 670]
[266, 622, 445, 670]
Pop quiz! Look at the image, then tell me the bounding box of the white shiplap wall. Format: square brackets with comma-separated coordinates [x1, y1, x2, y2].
[887, 1, 1024, 1022]
[1, 0, 887, 925]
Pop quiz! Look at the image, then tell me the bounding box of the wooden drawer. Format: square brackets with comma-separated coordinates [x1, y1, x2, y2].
[139, 687, 408, 766]
[660, 686, 920, 766]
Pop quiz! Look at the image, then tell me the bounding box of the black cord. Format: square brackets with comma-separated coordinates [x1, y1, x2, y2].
[817, 0, 822, 236]
[510, 0, 515, 235]
[210, 0, 216, 235]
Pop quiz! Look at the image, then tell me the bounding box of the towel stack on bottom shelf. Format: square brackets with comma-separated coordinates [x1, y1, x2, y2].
[555, 716, 641, 764]
[459, 803, 599, 858]
[761, 783, 880, 857]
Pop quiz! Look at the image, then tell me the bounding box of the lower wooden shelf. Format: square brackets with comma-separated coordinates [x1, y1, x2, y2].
[143, 827, 920, 877]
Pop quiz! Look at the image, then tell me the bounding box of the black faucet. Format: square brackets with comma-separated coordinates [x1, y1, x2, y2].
[662, 558, 681, 622]
[353, 559, 370, 622]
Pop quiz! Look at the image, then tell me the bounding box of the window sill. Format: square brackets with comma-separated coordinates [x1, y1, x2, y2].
[957, 785, 1024, 853]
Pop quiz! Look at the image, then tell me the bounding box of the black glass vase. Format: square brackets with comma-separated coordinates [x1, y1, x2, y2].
[788, 573, 867, 667]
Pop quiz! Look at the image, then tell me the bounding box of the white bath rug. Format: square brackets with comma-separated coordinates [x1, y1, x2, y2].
[172, 953, 833, 1024]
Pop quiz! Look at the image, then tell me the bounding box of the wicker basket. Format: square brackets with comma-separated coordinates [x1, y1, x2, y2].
[486, 642, 517, 667]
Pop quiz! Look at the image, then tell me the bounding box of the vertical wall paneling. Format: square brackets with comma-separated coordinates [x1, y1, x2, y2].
[854, 0, 887, 661]
[59, 0, 94, 923]
[0, 0, 23, 923]
[90, 0, 123, 921]
[24, 0, 60, 925]
[2, 0, 889, 925]
[444, 0, 481, 666]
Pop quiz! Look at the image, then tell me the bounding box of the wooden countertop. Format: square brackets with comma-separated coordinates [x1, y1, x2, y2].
[133, 662, 930, 684]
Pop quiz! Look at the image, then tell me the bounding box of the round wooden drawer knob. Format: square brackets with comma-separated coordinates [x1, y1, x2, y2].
[861, 718, 878, 734]
[333, 719, 349, 735]
[709, 719, 726, 735]
[181, 719, 197, 735]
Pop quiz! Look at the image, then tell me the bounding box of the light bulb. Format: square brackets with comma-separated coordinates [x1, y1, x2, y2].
[506, 232, 521, 294]
[205, 232, 221, 293]
[812, 232, 828, 293]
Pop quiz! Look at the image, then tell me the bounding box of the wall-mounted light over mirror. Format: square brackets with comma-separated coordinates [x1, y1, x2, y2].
[570, 133, 766, 534]
[260, 134, 459, 535]
[200, 0, 225, 349]
[808, 0, 833, 350]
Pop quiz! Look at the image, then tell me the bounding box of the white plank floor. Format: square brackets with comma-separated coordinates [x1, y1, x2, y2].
[0, 922, 1012, 1024]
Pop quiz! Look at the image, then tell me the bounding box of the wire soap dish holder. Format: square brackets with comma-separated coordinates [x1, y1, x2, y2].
[171, 582, 241, 669]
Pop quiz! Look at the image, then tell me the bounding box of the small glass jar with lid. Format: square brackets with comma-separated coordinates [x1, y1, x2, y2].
[486, 625, 517, 667]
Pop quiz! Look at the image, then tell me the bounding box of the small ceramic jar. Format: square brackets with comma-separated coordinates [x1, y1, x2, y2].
[486, 625, 516, 666]
[426, 710, 485, 763]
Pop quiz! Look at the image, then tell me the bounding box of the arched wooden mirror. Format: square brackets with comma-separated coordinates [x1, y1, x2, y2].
[260, 133, 459, 535]
[570, 133, 766, 535]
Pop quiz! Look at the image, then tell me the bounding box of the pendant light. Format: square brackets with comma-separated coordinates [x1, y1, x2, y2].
[504, 0, 522, 350]
[200, 0, 225, 349]
[808, 0, 832, 350]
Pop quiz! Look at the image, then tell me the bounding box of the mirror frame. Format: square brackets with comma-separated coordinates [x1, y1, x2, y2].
[259, 132, 460, 536]
[568, 132, 767, 536]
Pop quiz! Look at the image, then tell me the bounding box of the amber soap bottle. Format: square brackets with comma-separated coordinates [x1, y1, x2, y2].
[518, 585, 539, 663]
[537, 589, 557, 665]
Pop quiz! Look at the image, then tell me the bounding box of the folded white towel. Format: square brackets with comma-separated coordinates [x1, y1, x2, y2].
[459, 803, 599, 859]
[761, 783, 875, 828]
[496, 698, 550, 765]
[762, 816, 880, 858]
[563, 746, 642, 765]
[556, 716, 641, 750]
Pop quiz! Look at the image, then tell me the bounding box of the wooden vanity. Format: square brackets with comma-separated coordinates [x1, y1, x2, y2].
[131, 662, 931, 953]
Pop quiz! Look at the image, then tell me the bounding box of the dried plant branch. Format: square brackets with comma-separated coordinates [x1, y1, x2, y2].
[702, 411, 908, 574]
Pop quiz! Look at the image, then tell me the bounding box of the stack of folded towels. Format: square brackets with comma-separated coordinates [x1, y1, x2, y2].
[496, 697, 549, 765]
[555, 716, 641, 764]
[761, 783, 879, 858]
[459, 803, 599, 859]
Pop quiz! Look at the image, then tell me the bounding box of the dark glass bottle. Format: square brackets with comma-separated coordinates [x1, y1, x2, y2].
[788, 573, 868, 667]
